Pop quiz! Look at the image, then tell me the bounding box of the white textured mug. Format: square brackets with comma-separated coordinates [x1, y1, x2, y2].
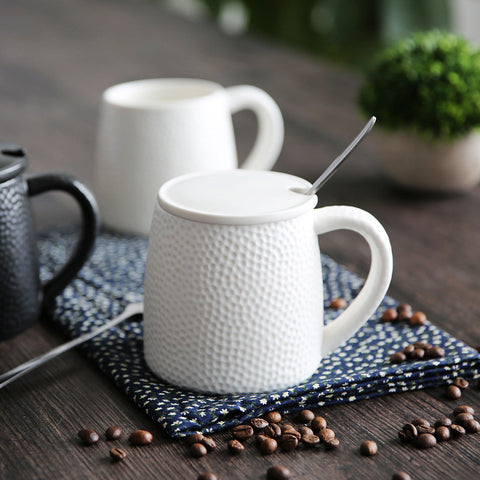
[144, 170, 393, 394]
[95, 78, 284, 235]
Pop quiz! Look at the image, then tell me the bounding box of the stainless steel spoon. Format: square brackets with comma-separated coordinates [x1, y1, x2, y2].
[0, 302, 144, 391]
[304, 116, 376, 196]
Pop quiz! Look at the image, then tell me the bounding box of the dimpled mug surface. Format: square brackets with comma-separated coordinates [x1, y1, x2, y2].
[144, 170, 393, 394]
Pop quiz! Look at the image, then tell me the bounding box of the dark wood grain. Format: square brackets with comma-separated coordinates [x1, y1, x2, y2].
[1, 1, 480, 479]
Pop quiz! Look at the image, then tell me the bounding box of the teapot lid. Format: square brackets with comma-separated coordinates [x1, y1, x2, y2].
[158, 170, 317, 225]
[0, 144, 27, 183]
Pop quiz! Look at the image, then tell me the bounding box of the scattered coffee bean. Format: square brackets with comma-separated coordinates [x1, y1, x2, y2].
[381, 308, 398, 322]
[390, 352, 407, 364]
[453, 377, 469, 390]
[265, 411, 282, 424]
[278, 434, 298, 452]
[409, 311, 426, 326]
[250, 417, 269, 431]
[267, 465, 291, 480]
[298, 426, 314, 437]
[413, 341, 431, 350]
[197, 473, 217, 480]
[109, 447, 127, 462]
[425, 346, 444, 358]
[414, 433, 436, 449]
[264, 423, 282, 438]
[319, 428, 336, 443]
[329, 298, 347, 309]
[401, 423, 418, 442]
[105, 426, 122, 441]
[301, 434, 320, 448]
[311, 416, 327, 433]
[434, 417, 452, 428]
[455, 412, 474, 425]
[397, 303, 412, 320]
[186, 433, 204, 445]
[280, 424, 295, 433]
[360, 440, 377, 456]
[128, 429, 153, 446]
[392, 472, 412, 480]
[227, 439, 245, 454]
[453, 405, 475, 416]
[412, 348, 425, 360]
[397, 430, 408, 443]
[255, 434, 269, 446]
[190, 443, 208, 458]
[435, 426, 450, 442]
[402, 344, 415, 358]
[324, 437, 340, 449]
[411, 418, 430, 427]
[78, 429, 100, 446]
[416, 424, 435, 435]
[283, 429, 301, 440]
[296, 409, 315, 423]
[201, 436, 216, 452]
[463, 419, 480, 433]
[446, 385, 462, 400]
[232, 424, 254, 441]
[449, 424, 466, 439]
[259, 437, 278, 454]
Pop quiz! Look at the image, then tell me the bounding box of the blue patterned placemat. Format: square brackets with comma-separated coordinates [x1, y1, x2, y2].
[39, 231, 480, 438]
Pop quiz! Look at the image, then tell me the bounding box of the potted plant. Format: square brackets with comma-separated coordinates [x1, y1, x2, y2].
[358, 30, 480, 193]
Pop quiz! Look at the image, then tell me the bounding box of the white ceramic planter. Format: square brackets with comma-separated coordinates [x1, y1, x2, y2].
[375, 130, 480, 193]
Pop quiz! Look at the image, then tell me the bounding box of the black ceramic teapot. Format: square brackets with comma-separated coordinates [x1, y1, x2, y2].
[0, 143, 98, 340]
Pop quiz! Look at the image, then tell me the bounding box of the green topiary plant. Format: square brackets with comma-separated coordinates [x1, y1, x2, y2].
[358, 30, 480, 141]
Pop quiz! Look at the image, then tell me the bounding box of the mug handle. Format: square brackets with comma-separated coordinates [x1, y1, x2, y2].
[226, 85, 284, 171]
[27, 173, 99, 305]
[313, 206, 393, 356]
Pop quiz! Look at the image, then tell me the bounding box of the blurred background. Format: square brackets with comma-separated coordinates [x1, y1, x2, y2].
[161, 0, 479, 68]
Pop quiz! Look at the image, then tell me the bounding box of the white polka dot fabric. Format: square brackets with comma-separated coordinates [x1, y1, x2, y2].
[38, 231, 480, 438]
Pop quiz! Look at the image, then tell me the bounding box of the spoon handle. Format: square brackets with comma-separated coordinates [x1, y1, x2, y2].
[0, 302, 144, 391]
[304, 116, 376, 196]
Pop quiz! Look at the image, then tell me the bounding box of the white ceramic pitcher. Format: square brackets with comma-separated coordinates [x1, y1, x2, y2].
[95, 78, 284, 235]
[144, 170, 393, 394]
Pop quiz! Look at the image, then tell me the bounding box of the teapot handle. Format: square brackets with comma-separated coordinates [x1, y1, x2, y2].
[313, 206, 393, 356]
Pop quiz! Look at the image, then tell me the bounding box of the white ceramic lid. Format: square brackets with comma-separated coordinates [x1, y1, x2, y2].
[158, 170, 317, 225]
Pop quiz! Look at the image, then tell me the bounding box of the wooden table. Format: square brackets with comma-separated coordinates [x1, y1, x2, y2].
[1, 1, 480, 478]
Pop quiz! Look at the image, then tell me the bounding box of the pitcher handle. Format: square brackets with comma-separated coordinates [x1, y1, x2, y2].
[313, 206, 393, 356]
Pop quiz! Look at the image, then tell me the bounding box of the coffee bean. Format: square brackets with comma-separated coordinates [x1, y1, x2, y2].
[319, 428, 335, 443]
[197, 473, 217, 480]
[78, 429, 99, 446]
[401, 423, 417, 442]
[411, 418, 430, 427]
[409, 311, 426, 326]
[280, 424, 294, 433]
[264, 423, 282, 438]
[109, 447, 127, 462]
[297, 409, 315, 423]
[416, 424, 435, 435]
[250, 417, 269, 431]
[397, 303, 412, 319]
[227, 439, 245, 454]
[283, 429, 301, 440]
[446, 385, 462, 400]
[453, 405, 475, 416]
[402, 344, 415, 358]
[397, 430, 408, 443]
[463, 419, 480, 433]
[311, 416, 327, 433]
[259, 437, 277, 454]
[190, 443, 208, 458]
[298, 426, 314, 437]
[265, 411, 282, 424]
[232, 424, 254, 441]
[392, 472, 412, 480]
[413, 341, 431, 350]
[329, 298, 347, 309]
[186, 433, 204, 445]
[301, 434, 320, 448]
[425, 346, 445, 358]
[414, 433, 436, 449]
[128, 430, 153, 446]
[390, 352, 406, 364]
[324, 437, 340, 449]
[453, 377, 469, 390]
[450, 424, 466, 439]
[434, 417, 452, 428]
[278, 434, 298, 452]
[360, 440, 377, 456]
[381, 308, 398, 322]
[455, 412, 474, 426]
[267, 465, 291, 480]
[105, 426, 122, 441]
[201, 436, 216, 452]
[434, 426, 450, 442]
[412, 348, 425, 360]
